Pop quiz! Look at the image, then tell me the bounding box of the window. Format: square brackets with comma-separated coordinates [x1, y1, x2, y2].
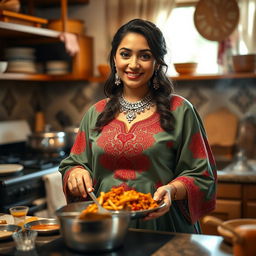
[156, 6, 219, 76]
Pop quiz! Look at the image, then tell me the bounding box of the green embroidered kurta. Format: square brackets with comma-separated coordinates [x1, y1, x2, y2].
[59, 94, 217, 233]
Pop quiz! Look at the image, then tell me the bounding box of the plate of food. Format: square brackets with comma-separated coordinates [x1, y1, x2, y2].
[0, 224, 21, 241]
[78, 187, 166, 220]
[24, 219, 60, 235]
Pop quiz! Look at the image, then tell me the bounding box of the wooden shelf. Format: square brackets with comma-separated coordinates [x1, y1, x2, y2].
[20, 0, 89, 7]
[0, 73, 88, 81]
[171, 72, 256, 81]
[0, 21, 60, 40]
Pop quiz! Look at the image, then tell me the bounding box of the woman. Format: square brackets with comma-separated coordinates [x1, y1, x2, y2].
[59, 19, 217, 233]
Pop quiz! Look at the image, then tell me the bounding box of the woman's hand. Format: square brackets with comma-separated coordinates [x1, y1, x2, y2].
[143, 184, 172, 221]
[67, 167, 93, 198]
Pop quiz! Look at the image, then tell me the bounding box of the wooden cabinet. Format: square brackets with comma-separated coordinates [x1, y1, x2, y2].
[201, 182, 256, 235]
[0, 1, 93, 82]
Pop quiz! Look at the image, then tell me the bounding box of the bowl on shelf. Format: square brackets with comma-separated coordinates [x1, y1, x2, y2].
[232, 54, 256, 73]
[173, 62, 198, 75]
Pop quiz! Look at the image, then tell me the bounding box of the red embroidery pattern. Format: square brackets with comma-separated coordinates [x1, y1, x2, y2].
[189, 132, 207, 159]
[71, 131, 86, 155]
[170, 95, 184, 111]
[95, 99, 107, 112]
[175, 176, 216, 223]
[97, 115, 163, 181]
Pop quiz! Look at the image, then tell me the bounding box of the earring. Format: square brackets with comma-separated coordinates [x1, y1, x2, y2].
[153, 70, 159, 90]
[115, 73, 121, 86]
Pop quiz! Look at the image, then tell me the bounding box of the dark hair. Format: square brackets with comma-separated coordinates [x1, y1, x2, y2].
[95, 19, 174, 132]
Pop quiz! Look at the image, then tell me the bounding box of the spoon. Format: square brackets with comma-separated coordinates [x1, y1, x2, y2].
[88, 191, 110, 214]
[203, 216, 242, 243]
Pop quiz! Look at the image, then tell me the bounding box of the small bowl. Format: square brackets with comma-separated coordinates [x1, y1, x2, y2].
[174, 62, 198, 75]
[0, 61, 8, 73]
[0, 224, 22, 241]
[218, 218, 256, 244]
[24, 218, 60, 235]
[232, 54, 256, 73]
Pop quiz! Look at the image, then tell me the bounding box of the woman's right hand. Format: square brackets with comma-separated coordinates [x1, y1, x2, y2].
[67, 167, 93, 198]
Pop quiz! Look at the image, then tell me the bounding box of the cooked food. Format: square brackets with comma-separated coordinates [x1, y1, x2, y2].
[0, 230, 13, 238]
[79, 187, 158, 219]
[0, 220, 7, 224]
[30, 224, 60, 230]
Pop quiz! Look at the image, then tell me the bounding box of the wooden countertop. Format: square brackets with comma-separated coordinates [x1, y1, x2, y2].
[217, 170, 256, 183]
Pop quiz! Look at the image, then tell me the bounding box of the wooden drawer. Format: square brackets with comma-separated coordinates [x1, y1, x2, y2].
[214, 199, 241, 220]
[245, 202, 256, 218]
[244, 185, 256, 200]
[217, 183, 242, 199]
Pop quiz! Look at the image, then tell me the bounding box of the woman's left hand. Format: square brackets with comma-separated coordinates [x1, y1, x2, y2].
[143, 184, 172, 221]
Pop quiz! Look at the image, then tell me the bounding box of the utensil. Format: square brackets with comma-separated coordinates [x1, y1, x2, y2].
[88, 191, 110, 214]
[203, 216, 242, 243]
[217, 218, 256, 244]
[56, 202, 130, 253]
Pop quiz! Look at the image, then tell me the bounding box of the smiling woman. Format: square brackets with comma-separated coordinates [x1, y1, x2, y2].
[59, 18, 217, 234]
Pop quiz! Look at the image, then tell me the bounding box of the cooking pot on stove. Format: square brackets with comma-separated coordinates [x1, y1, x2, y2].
[28, 131, 68, 153]
[64, 126, 79, 149]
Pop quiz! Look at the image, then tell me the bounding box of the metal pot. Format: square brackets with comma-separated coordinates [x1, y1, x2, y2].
[56, 202, 130, 253]
[27, 131, 68, 153]
[64, 126, 79, 149]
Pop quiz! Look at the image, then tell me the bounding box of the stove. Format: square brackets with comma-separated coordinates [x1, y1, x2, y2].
[0, 142, 67, 214]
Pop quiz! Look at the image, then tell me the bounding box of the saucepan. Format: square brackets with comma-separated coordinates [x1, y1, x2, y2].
[27, 131, 68, 153]
[56, 202, 130, 253]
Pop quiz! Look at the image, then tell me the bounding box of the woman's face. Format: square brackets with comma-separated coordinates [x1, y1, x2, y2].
[114, 32, 156, 93]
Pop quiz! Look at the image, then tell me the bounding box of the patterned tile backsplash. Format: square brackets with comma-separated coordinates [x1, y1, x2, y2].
[0, 78, 255, 134]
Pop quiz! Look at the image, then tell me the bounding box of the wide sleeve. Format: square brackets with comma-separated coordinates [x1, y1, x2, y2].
[172, 97, 217, 224]
[58, 105, 96, 202]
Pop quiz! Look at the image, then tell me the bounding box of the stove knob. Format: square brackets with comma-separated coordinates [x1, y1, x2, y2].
[19, 187, 25, 195]
[25, 185, 31, 194]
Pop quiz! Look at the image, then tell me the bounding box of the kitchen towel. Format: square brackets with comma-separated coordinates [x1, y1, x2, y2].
[43, 172, 67, 218]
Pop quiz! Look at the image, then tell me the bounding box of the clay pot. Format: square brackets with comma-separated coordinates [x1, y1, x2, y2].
[232, 54, 256, 73]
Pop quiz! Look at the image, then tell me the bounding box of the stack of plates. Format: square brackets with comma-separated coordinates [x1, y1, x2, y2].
[46, 60, 69, 75]
[5, 47, 37, 73]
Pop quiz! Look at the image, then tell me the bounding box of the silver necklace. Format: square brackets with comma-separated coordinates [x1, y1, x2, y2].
[119, 94, 154, 123]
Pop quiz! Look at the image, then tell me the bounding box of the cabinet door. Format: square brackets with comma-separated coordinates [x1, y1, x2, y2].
[244, 185, 256, 217]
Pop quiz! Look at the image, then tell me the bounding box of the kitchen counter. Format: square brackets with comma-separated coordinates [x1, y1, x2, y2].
[0, 228, 232, 256]
[217, 169, 256, 183]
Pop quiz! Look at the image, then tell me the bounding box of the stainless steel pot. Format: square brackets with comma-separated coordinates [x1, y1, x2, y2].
[64, 126, 79, 149]
[56, 202, 130, 253]
[27, 131, 67, 153]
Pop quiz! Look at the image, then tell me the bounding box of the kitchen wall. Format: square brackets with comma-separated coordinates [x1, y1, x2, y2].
[0, 0, 256, 135]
